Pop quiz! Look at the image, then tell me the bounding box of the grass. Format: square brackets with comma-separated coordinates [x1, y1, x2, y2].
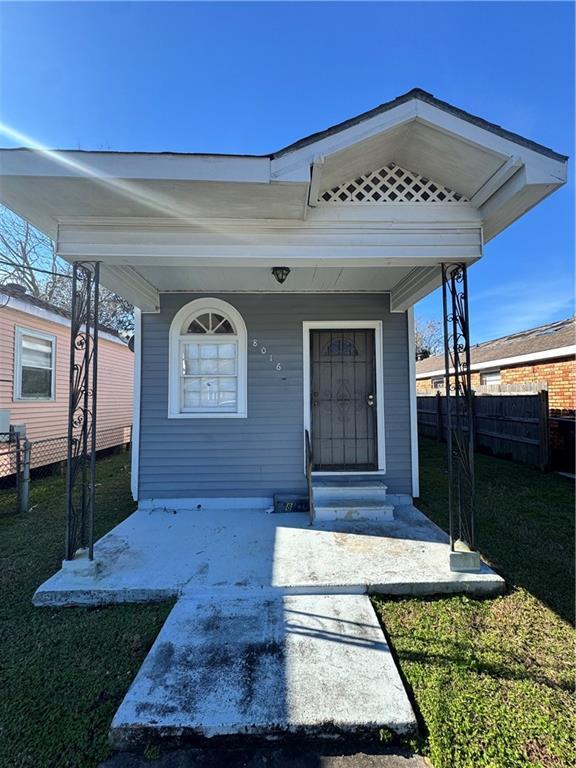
[0, 442, 574, 767]
[373, 438, 575, 768]
[0, 453, 173, 768]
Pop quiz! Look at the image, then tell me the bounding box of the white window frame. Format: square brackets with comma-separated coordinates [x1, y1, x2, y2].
[302, 320, 386, 474]
[431, 376, 444, 389]
[14, 326, 57, 402]
[480, 369, 502, 386]
[168, 298, 248, 419]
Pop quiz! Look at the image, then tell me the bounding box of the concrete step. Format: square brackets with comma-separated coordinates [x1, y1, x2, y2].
[313, 481, 388, 506]
[314, 500, 395, 523]
[110, 594, 417, 746]
[312, 478, 389, 514]
[312, 477, 387, 489]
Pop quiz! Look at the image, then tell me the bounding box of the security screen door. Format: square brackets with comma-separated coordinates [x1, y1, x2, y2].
[310, 329, 378, 471]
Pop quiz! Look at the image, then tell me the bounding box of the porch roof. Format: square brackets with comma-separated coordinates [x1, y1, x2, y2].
[0, 89, 567, 311]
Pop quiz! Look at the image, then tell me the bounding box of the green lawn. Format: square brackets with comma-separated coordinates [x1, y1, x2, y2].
[0, 454, 173, 768]
[1, 443, 574, 768]
[373, 438, 575, 768]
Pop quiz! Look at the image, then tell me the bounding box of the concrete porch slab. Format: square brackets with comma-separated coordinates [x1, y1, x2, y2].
[33, 505, 504, 606]
[109, 594, 417, 746]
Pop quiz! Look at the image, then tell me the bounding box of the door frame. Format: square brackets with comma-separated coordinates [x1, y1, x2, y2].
[302, 320, 386, 474]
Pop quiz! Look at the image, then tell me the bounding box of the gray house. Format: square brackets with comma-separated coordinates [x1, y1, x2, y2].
[2, 89, 568, 743]
[1, 89, 567, 518]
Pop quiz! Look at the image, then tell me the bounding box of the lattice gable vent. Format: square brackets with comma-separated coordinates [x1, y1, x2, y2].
[320, 162, 468, 203]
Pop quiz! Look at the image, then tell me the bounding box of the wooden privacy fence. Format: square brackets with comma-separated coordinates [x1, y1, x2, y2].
[417, 390, 550, 470]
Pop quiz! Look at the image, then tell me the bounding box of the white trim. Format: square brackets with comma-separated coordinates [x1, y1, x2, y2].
[302, 320, 386, 473]
[2, 294, 127, 345]
[130, 309, 141, 501]
[416, 344, 576, 379]
[312, 470, 387, 477]
[407, 308, 420, 498]
[138, 496, 272, 511]
[13, 325, 57, 402]
[168, 297, 248, 419]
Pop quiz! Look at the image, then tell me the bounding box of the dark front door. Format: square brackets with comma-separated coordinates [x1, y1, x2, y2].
[310, 329, 378, 471]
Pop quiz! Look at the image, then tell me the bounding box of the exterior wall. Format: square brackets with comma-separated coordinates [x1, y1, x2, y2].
[138, 293, 413, 501]
[500, 359, 575, 409]
[416, 357, 575, 409]
[0, 303, 133, 447]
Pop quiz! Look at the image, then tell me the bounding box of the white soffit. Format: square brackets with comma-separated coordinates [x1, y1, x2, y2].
[0, 89, 567, 245]
[125, 264, 414, 293]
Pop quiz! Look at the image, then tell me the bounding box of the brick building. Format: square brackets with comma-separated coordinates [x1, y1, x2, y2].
[415, 317, 575, 409]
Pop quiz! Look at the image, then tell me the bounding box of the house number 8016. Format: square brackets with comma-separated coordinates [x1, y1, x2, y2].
[251, 339, 282, 372]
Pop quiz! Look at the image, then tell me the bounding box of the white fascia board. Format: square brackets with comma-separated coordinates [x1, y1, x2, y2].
[271, 101, 418, 181]
[0, 149, 272, 183]
[56, 217, 483, 266]
[416, 345, 576, 378]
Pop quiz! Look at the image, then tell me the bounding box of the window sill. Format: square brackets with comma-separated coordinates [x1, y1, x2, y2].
[13, 396, 55, 403]
[168, 411, 248, 419]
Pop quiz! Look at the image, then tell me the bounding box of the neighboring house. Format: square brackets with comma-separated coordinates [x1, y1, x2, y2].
[0, 284, 133, 471]
[416, 317, 576, 409]
[0, 89, 567, 508]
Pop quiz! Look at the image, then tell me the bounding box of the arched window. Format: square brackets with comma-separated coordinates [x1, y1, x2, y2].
[168, 298, 247, 418]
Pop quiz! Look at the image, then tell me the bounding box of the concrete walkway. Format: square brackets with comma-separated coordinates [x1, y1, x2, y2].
[33, 505, 504, 606]
[33, 505, 503, 749]
[110, 594, 417, 746]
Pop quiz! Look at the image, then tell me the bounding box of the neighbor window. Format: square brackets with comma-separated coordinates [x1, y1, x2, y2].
[14, 327, 56, 400]
[480, 369, 501, 386]
[169, 299, 247, 418]
[431, 376, 444, 389]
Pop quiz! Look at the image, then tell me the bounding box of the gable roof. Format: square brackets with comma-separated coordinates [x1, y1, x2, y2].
[416, 317, 576, 376]
[273, 88, 568, 163]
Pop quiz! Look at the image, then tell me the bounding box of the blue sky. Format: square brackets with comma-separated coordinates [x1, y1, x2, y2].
[0, 1, 573, 342]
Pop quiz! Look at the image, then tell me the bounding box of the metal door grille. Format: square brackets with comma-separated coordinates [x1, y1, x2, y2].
[310, 329, 378, 471]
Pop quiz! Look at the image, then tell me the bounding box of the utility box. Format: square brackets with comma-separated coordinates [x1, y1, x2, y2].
[0, 410, 10, 440]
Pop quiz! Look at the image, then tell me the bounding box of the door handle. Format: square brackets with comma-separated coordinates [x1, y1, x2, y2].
[367, 394, 375, 406]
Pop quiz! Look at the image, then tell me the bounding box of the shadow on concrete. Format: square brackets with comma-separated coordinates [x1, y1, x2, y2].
[100, 741, 427, 768]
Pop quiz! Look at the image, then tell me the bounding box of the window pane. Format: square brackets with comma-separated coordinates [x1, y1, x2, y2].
[182, 376, 237, 411]
[186, 319, 208, 334]
[218, 343, 236, 358]
[213, 319, 234, 334]
[481, 370, 501, 385]
[21, 367, 52, 398]
[22, 335, 52, 368]
[182, 342, 237, 375]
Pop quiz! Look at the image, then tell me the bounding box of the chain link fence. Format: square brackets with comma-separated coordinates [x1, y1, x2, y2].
[0, 425, 132, 515]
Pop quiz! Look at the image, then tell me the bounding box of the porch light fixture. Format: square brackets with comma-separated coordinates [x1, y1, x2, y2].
[271, 266, 291, 285]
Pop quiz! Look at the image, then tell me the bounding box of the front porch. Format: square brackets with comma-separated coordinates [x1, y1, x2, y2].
[33, 503, 503, 607]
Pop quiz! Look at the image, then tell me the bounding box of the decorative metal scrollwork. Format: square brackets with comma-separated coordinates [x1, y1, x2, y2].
[65, 262, 100, 561]
[442, 263, 475, 551]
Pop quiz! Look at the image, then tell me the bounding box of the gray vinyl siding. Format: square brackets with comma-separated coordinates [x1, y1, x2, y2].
[139, 293, 413, 499]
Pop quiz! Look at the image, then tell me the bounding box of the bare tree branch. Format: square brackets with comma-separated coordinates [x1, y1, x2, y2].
[0, 205, 134, 334]
[415, 317, 443, 359]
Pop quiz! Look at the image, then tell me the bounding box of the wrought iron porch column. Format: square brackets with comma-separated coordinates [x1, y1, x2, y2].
[65, 261, 100, 561]
[441, 263, 479, 570]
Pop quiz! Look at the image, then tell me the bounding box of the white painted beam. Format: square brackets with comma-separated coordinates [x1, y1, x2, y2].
[390, 266, 443, 312]
[307, 157, 325, 208]
[470, 155, 523, 207]
[98, 264, 160, 312]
